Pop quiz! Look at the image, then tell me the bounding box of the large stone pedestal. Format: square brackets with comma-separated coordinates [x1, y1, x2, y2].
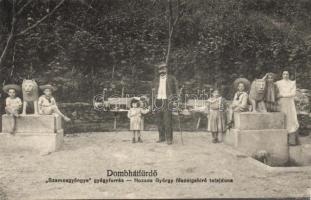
[289, 143, 311, 166]
[224, 112, 289, 166]
[233, 112, 285, 130]
[0, 114, 63, 154]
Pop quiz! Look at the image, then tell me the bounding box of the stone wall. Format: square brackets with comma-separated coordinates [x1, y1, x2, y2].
[224, 112, 289, 166]
[0, 102, 309, 134]
[1, 115, 63, 154]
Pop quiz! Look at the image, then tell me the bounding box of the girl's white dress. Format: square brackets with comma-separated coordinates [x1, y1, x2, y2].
[207, 97, 227, 133]
[127, 107, 149, 131]
[275, 79, 299, 133]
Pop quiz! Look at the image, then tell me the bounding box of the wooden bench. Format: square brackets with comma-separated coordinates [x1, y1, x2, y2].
[108, 97, 132, 110]
[186, 99, 207, 130]
[107, 98, 131, 130]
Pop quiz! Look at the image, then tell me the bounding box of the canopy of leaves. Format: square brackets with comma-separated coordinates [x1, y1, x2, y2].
[0, 0, 310, 101]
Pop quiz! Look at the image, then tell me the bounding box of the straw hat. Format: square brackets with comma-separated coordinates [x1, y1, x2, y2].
[156, 62, 167, 69]
[39, 84, 57, 92]
[233, 78, 250, 91]
[3, 84, 21, 93]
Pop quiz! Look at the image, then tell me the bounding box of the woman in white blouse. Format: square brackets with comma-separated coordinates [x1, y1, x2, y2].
[276, 71, 299, 145]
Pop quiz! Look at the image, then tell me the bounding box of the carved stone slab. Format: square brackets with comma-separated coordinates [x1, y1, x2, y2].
[2, 114, 62, 133]
[234, 112, 285, 130]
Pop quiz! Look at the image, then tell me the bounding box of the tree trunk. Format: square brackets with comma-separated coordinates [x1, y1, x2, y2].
[0, 0, 65, 69]
[165, 0, 183, 66]
[165, 0, 173, 65]
[0, 14, 16, 69]
[0, 33, 13, 68]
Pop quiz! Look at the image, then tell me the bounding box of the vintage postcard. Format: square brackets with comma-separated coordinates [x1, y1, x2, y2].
[0, 0, 310, 199]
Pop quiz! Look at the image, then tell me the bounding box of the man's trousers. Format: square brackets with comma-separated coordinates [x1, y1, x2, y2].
[155, 99, 173, 142]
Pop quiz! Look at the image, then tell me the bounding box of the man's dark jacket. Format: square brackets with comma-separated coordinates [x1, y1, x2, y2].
[151, 75, 179, 100]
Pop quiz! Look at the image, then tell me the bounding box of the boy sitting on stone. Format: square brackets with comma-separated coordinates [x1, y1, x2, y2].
[38, 84, 71, 122]
[3, 84, 22, 133]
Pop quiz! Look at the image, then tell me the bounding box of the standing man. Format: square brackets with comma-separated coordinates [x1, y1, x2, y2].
[152, 63, 179, 145]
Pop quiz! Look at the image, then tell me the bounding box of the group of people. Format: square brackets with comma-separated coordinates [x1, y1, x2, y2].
[3, 64, 299, 146]
[228, 71, 299, 145]
[127, 63, 178, 144]
[3, 84, 70, 133]
[127, 63, 299, 146]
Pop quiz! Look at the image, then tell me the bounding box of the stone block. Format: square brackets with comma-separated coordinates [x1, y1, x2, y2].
[289, 144, 311, 166]
[234, 112, 285, 130]
[223, 129, 235, 146]
[2, 114, 62, 133]
[225, 128, 289, 166]
[0, 130, 63, 154]
[1, 114, 63, 154]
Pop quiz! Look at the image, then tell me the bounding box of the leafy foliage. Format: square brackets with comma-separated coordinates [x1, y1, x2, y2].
[0, 0, 311, 102]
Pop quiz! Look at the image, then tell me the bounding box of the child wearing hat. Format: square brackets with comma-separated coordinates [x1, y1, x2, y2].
[206, 89, 227, 143]
[231, 78, 250, 112]
[228, 78, 250, 128]
[38, 85, 71, 122]
[3, 84, 22, 133]
[127, 97, 150, 143]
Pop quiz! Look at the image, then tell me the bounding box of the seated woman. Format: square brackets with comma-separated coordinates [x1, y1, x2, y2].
[228, 78, 250, 127]
[38, 84, 71, 122]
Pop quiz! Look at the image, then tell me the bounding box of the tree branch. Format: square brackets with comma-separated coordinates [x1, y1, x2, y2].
[10, 43, 16, 77]
[165, 0, 173, 65]
[17, 0, 65, 36]
[17, 0, 26, 6]
[165, 0, 184, 65]
[0, 0, 17, 69]
[16, 0, 33, 16]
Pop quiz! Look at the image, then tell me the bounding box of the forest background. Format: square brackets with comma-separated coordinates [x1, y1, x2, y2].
[0, 0, 310, 132]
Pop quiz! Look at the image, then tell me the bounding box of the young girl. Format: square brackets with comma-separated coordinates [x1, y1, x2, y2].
[38, 84, 71, 122]
[207, 89, 227, 143]
[3, 84, 22, 134]
[127, 97, 149, 143]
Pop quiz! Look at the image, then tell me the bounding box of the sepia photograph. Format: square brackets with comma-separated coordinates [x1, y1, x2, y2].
[0, 0, 311, 199]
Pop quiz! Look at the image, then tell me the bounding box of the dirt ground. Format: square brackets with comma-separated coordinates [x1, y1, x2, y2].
[0, 131, 311, 200]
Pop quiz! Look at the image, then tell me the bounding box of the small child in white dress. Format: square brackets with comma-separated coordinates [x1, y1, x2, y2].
[127, 98, 149, 143]
[3, 84, 22, 133]
[38, 85, 71, 122]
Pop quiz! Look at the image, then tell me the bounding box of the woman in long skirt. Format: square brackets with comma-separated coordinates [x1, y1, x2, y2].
[276, 71, 299, 145]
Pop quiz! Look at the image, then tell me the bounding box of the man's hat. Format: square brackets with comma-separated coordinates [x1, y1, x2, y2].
[39, 84, 57, 92]
[156, 62, 167, 69]
[233, 78, 250, 91]
[3, 84, 21, 93]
